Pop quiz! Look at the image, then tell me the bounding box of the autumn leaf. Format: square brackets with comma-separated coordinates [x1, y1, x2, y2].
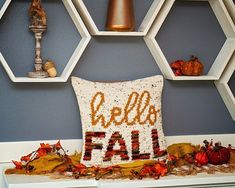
[12, 160, 23, 169]
[40, 143, 52, 152]
[55, 140, 62, 150]
[139, 165, 153, 176]
[74, 163, 86, 169]
[37, 148, 48, 157]
[20, 153, 32, 162]
[154, 162, 168, 176]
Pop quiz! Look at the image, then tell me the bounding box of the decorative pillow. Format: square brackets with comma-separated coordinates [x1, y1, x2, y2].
[71, 75, 167, 167]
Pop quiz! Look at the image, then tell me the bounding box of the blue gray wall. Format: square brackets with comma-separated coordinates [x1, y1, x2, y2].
[0, 0, 234, 142]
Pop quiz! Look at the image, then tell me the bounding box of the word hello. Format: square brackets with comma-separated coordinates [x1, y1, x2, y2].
[90, 91, 160, 128]
[83, 129, 166, 162]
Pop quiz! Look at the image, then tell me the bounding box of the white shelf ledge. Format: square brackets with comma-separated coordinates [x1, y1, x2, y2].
[144, 0, 235, 81]
[3, 172, 235, 188]
[167, 75, 218, 81]
[73, 0, 165, 36]
[99, 173, 235, 188]
[0, 0, 91, 83]
[91, 31, 146, 37]
[4, 174, 97, 188]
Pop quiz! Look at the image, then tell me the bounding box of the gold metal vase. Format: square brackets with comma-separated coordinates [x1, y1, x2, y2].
[106, 0, 135, 32]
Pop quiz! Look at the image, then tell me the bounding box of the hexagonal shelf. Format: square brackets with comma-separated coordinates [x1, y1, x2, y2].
[0, 0, 91, 82]
[215, 50, 235, 121]
[224, 0, 235, 24]
[73, 0, 165, 36]
[144, 0, 235, 80]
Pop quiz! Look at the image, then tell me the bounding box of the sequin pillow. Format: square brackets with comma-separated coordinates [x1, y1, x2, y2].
[71, 76, 167, 167]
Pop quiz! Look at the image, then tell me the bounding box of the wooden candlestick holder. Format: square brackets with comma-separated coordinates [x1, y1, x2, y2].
[28, 25, 48, 78]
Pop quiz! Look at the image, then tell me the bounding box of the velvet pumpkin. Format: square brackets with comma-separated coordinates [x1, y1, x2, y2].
[206, 142, 230, 165]
[181, 56, 204, 76]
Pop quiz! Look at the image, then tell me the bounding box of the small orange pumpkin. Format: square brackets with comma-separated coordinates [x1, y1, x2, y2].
[181, 56, 204, 76]
[170, 60, 185, 76]
[194, 147, 208, 166]
[228, 144, 235, 163]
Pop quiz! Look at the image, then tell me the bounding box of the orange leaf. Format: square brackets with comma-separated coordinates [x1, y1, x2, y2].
[55, 140, 62, 150]
[20, 153, 32, 162]
[12, 160, 23, 169]
[154, 163, 168, 176]
[75, 163, 86, 169]
[37, 148, 48, 157]
[40, 143, 52, 150]
[38, 143, 52, 154]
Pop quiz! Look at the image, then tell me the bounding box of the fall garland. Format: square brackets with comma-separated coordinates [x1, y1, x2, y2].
[5, 140, 235, 180]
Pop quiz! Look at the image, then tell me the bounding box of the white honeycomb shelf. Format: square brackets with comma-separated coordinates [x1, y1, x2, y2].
[215, 50, 235, 121]
[0, 0, 91, 83]
[224, 0, 235, 24]
[73, 0, 165, 36]
[144, 0, 235, 81]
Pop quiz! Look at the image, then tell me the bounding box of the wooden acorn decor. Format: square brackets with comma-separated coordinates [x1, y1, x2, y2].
[43, 60, 57, 77]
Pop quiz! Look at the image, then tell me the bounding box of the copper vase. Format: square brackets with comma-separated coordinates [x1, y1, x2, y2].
[106, 0, 135, 31]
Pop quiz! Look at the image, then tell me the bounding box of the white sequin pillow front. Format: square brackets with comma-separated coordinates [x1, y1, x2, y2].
[71, 75, 167, 167]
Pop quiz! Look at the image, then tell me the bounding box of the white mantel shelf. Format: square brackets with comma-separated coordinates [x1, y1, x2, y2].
[3, 172, 235, 188]
[1, 173, 235, 188]
[1, 134, 235, 188]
